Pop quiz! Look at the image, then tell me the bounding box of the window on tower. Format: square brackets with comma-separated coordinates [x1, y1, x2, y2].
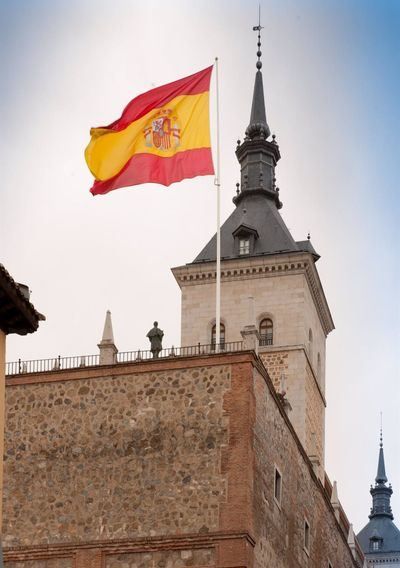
[211, 323, 225, 351]
[232, 224, 259, 256]
[370, 538, 382, 552]
[239, 238, 250, 255]
[304, 518, 310, 555]
[259, 318, 273, 346]
[274, 466, 282, 506]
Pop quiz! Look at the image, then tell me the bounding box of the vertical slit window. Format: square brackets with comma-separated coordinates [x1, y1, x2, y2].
[304, 519, 310, 554]
[274, 467, 282, 506]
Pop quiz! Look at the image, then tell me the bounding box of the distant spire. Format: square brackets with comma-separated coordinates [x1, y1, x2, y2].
[246, 9, 270, 140]
[369, 427, 393, 519]
[376, 426, 388, 484]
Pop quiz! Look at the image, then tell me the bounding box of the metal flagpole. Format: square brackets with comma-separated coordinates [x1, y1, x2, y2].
[214, 57, 221, 352]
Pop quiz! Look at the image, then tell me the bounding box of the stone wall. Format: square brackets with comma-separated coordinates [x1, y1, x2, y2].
[3, 362, 230, 548]
[251, 366, 357, 567]
[3, 352, 357, 568]
[173, 255, 329, 381]
[174, 254, 330, 473]
[259, 347, 326, 478]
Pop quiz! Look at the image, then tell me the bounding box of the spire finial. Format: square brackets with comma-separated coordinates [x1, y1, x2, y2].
[252, 5, 263, 70]
[246, 6, 270, 141]
[375, 418, 388, 485]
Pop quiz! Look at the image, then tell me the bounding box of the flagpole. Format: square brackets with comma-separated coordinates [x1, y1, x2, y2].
[214, 57, 221, 352]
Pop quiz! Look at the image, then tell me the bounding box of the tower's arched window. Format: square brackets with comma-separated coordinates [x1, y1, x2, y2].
[259, 318, 273, 346]
[308, 329, 313, 360]
[211, 323, 225, 350]
[317, 353, 321, 377]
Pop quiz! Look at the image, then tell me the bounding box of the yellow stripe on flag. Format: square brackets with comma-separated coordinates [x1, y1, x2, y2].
[85, 92, 211, 181]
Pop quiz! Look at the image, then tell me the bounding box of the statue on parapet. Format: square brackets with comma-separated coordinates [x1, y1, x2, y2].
[146, 321, 164, 358]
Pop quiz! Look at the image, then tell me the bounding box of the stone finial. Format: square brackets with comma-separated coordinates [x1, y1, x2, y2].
[347, 524, 356, 558]
[331, 480, 341, 522]
[98, 310, 118, 365]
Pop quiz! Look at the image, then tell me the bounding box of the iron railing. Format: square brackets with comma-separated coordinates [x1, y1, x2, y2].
[259, 334, 273, 346]
[6, 341, 244, 376]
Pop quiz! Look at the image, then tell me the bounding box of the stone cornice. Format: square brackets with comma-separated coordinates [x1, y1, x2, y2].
[172, 252, 334, 337]
[3, 531, 255, 561]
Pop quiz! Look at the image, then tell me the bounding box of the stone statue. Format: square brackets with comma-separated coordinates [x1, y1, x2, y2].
[146, 321, 164, 358]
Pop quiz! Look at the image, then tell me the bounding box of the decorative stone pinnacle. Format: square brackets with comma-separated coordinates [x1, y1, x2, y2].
[98, 310, 118, 365]
[100, 310, 115, 344]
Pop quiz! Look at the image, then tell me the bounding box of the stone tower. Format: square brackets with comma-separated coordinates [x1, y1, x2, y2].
[172, 37, 334, 478]
[357, 434, 400, 566]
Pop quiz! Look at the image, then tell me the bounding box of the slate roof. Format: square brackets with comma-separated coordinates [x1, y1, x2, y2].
[193, 192, 318, 263]
[357, 518, 400, 555]
[192, 44, 319, 266]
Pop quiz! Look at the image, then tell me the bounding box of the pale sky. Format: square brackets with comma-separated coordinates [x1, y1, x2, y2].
[1, 0, 399, 533]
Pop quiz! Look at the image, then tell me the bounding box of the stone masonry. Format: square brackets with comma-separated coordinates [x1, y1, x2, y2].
[172, 253, 332, 480]
[3, 352, 360, 567]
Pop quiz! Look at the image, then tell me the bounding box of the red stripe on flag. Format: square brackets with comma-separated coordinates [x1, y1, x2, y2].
[97, 66, 213, 133]
[90, 148, 215, 195]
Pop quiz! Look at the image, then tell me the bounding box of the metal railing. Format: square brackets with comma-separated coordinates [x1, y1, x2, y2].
[259, 334, 273, 346]
[6, 341, 244, 376]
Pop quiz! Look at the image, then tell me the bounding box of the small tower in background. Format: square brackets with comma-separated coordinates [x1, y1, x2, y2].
[357, 431, 400, 565]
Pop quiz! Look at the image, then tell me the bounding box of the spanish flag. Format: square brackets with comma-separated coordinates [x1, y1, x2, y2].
[85, 66, 214, 196]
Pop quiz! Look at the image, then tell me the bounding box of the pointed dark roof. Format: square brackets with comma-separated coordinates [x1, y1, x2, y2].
[246, 70, 270, 140]
[357, 435, 400, 557]
[193, 42, 319, 265]
[376, 440, 388, 484]
[193, 193, 302, 262]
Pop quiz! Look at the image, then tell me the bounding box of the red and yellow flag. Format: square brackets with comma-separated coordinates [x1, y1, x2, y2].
[85, 66, 214, 195]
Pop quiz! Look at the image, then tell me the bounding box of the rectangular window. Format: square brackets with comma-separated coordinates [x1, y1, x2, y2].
[274, 467, 282, 506]
[304, 519, 310, 554]
[239, 238, 250, 255]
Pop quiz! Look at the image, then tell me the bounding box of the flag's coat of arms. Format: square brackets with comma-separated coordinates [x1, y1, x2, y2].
[144, 109, 181, 150]
[85, 66, 214, 195]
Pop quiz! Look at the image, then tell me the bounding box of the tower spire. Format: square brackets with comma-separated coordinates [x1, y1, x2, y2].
[369, 427, 393, 519]
[246, 10, 270, 140]
[376, 426, 388, 485]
